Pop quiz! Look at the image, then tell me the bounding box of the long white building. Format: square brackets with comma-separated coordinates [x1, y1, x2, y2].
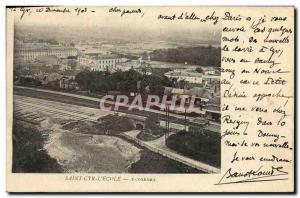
[164, 70, 203, 84]
[15, 46, 78, 62]
[79, 53, 124, 71]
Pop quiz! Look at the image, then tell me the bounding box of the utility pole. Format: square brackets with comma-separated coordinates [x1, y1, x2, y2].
[165, 105, 170, 143]
[184, 107, 187, 132]
[167, 106, 170, 138]
[165, 106, 167, 143]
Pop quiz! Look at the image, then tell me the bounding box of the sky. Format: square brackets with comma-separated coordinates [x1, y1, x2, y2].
[12, 6, 222, 43]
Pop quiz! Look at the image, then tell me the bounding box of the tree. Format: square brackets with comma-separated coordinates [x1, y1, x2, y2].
[141, 51, 148, 60]
[13, 122, 62, 173]
[196, 67, 203, 73]
[75, 70, 172, 94]
[150, 46, 221, 67]
[46, 38, 59, 45]
[178, 79, 186, 89]
[145, 116, 161, 135]
[68, 59, 78, 70]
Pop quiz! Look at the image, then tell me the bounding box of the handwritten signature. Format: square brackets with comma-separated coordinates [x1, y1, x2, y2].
[216, 166, 288, 185]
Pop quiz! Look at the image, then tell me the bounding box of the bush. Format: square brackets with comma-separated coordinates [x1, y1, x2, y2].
[12, 122, 63, 173]
[166, 130, 220, 167]
[136, 132, 158, 141]
[19, 77, 42, 87]
[97, 115, 135, 135]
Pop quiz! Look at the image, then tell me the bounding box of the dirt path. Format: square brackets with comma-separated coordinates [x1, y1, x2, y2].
[45, 131, 141, 173]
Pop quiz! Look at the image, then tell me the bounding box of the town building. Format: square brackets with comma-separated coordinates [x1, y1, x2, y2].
[164, 71, 203, 85]
[202, 74, 220, 96]
[203, 96, 220, 122]
[14, 46, 78, 62]
[79, 52, 124, 71]
[136, 62, 153, 75]
[59, 76, 80, 90]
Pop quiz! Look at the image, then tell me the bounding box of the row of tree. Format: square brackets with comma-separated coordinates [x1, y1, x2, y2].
[150, 45, 221, 67]
[75, 69, 172, 94]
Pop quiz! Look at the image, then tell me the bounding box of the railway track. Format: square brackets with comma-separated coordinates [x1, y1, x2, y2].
[14, 95, 105, 123]
[14, 86, 220, 132]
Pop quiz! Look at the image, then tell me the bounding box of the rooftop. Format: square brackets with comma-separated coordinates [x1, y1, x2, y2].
[204, 105, 220, 112]
[15, 46, 77, 52]
[35, 55, 60, 65]
[184, 87, 212, 99]
[165, 71, 203, 78]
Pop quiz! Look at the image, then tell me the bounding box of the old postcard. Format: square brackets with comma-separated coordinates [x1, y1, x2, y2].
[6, 6, 294, 192]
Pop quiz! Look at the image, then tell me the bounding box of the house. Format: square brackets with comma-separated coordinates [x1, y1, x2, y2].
[184, 87, 213, 102]
[164, 71, 203, 85]
[35, 55, 60, 66]
[203, 96, 220, 122]
[203, 105, 220, 122]
[59, 76, 79, 90]
[62, 70, 81, 80]
[164, 87, 185, 95]
[35, 72, 62, 85]
[137, 62, 153, 75]
[79, 52, 123, 72]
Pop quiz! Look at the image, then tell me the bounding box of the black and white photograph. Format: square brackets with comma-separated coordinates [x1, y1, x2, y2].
[5, 5, 295, 193]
